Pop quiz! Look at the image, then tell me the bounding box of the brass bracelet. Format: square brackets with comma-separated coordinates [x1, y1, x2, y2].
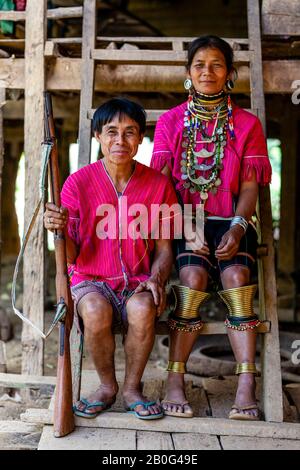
[167, 361, 186, 374]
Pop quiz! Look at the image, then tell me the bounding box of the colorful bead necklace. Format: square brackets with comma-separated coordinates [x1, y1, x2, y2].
[181, 91, 235, 204]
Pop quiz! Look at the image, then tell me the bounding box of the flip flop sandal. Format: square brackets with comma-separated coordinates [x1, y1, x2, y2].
[126, 400, 164, 420]
[161, 400, 194, 418]
[229, 403, 260, 421]
[73, 398, 112, 418]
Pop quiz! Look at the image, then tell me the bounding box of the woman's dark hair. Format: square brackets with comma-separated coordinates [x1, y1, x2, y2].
[187, 35, 234, 72]
[92, 97, 146, 134]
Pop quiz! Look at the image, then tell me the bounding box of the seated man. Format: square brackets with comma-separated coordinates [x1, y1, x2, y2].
[44, 98, 179, 420]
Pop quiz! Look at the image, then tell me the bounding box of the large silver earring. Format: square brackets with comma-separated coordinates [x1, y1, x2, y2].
[184, 78, 193, 91]
[226, 79, 234, 90]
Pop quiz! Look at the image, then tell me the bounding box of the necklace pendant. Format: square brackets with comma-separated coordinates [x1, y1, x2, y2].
[214, 178, 222, 187]
[193, 148, 215, 158]
[200, 191, 208, 201]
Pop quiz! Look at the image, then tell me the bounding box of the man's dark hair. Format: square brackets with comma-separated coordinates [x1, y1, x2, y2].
[92, 97, 146, 134]
[187, 35, 234, 72]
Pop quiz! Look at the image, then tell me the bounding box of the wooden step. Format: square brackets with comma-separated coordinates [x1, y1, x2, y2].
[21, 408, 300, 440]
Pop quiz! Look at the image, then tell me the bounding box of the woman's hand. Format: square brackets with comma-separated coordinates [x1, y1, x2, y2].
[215, 224, 244, 260]
[44, 202, 68, 233]
[192, 237, 210, 256]
[185, 222, 210, 256]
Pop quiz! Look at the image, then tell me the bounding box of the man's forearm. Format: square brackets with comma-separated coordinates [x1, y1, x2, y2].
[64, 229, 78, 264]
[151, 240, 173, 286]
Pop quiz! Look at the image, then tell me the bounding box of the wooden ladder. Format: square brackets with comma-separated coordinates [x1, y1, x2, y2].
[71, 0, 283, 423]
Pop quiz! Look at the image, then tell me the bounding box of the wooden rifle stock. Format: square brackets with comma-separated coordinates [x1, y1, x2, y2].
[44, 92, 75, 437]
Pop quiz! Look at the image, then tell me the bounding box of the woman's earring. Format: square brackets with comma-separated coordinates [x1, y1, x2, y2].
[184, 78, 193, 91]
[226, 79, 234, 90]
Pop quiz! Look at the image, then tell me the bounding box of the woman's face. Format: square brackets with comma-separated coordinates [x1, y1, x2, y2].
[188, 47, 229, 95]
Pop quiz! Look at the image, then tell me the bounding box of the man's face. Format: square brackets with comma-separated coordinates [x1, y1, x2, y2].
[95, 114, 143, 166]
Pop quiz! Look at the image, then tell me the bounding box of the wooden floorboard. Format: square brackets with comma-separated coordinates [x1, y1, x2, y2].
[172, 433, 221, 450]
[0, 420, 42, 451]
[38, 425, 136, 450]
[137, 431, 174, 450]
[220, 435, 300, 450]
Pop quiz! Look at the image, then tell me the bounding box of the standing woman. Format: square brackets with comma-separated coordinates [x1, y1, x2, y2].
[151, 36, 272, 420]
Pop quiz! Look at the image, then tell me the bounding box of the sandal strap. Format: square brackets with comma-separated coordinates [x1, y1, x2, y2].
[231, 403, 258, 412]
[161, 400, 189, 406]
[127, 400, 156, 410]
[80, 398, 107, 409]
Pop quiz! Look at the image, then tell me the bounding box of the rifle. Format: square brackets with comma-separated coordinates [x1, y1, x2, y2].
[44, 92, 75, 437]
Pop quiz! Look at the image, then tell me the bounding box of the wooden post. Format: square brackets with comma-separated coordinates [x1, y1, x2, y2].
[0, 88, 5, 288]
[247, 0, 283, 422]
[22, 0, 47, 376]
[78, 0, 96, 168]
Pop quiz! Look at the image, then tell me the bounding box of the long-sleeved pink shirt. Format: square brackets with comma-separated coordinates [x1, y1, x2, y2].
[151, 101, 272, 217]
[61, 160, 179, 292]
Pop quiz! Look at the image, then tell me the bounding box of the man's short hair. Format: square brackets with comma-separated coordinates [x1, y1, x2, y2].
[92, 97, 146, 134]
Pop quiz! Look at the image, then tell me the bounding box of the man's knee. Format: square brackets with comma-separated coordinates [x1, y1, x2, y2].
[79, 294, 113, 334]
[221, 265, 250, 288]
[179, 266, 208, 291]
[126, 293, 156, 330]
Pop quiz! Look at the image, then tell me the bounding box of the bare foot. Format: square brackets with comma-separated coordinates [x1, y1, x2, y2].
[162, 373, 193, 416]
[123, 386, 162, 417]
[75, 382, 118, 416]
[231, 374, 259, 418]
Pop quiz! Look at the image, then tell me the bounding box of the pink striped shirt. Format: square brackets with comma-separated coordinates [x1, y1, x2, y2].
[151, 101, 272, 217]
[61, 160, 178, 291]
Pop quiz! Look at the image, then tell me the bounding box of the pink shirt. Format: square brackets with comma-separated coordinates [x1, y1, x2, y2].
[61, 160, 178, 291]
[151, 101, 272, 217]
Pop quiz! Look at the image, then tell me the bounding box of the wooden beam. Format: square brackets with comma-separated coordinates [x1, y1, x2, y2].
[21, 409, 300, 440]
[96, 36, 250, 46]
[0, 58, 298, 93]
[88, 108, 258, 125]
[91, 49, 250, 65]
[22, 0, 46, 377]
[0, 11, 25, 21]
[0, 372, 56, 389]
[0, 6, 82, 21]
[46, 7, 83, 20]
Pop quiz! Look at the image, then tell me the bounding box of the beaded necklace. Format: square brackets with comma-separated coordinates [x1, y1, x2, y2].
[181, 90, 235, 204]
